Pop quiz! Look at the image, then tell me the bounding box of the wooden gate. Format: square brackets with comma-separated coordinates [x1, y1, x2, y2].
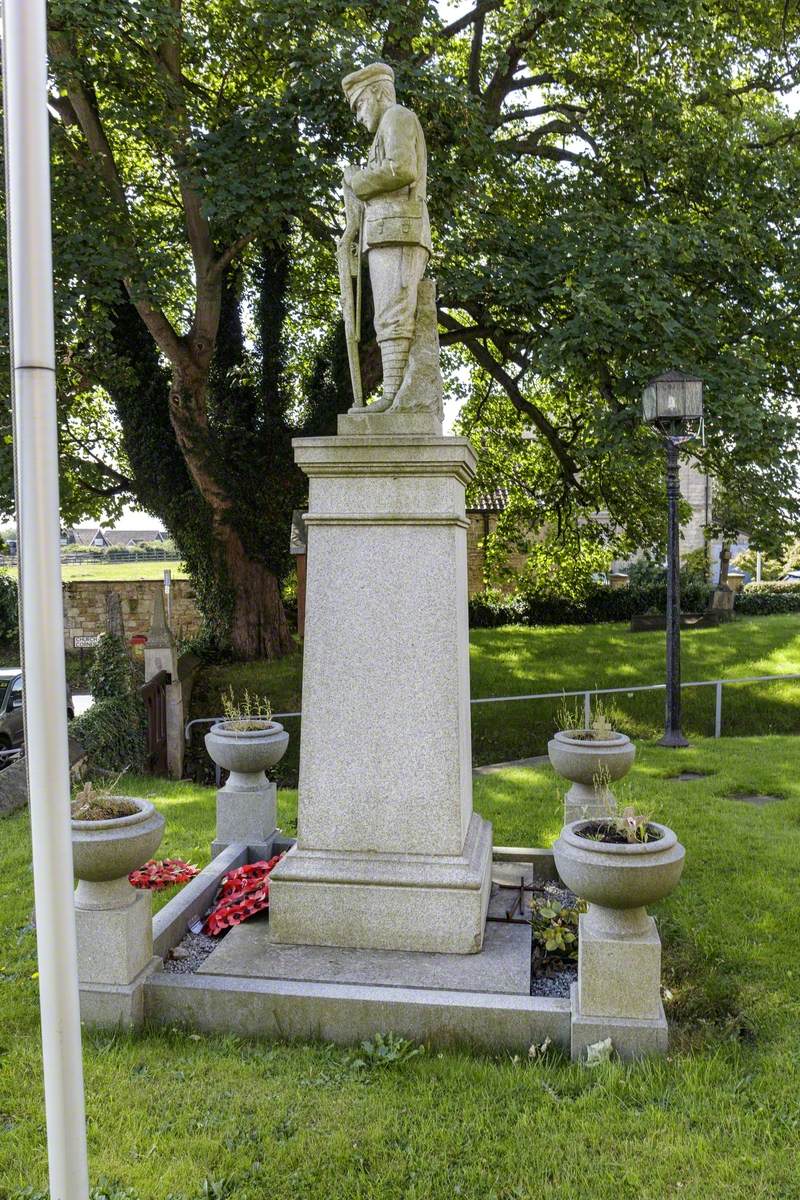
[141, 670, 170, 775]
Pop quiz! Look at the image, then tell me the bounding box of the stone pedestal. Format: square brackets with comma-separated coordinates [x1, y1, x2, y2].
[213, 780, 277, 858]
[75, 877, 160, 1026]
[571, 904, 668, 1060]
[564, 786, 609, 825]
[268, 421, 492, 953]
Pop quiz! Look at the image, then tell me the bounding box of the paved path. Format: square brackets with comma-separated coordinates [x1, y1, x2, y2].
[473, 754, 550, 777]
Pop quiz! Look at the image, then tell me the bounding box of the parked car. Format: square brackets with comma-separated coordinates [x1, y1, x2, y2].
[781, 570, 800, 583]
[0, 668, 75, 761]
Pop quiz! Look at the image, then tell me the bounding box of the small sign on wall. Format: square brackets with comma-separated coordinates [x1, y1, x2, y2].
[73, 634, 101, 648]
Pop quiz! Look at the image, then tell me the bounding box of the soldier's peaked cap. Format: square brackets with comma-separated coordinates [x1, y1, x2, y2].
[342, 62, 395, 108]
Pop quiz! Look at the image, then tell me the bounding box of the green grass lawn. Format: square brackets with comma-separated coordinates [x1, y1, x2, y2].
[2, 736, 800, 1197]
[1, 562, 188, 583]
[189, 613, 800, 785]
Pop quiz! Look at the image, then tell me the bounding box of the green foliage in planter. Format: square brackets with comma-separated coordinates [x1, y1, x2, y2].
[73, 633, 146, 771]
[530, 896, 585, 960]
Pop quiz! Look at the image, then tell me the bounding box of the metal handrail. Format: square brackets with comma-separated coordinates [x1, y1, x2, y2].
[185, 671, 800, 743]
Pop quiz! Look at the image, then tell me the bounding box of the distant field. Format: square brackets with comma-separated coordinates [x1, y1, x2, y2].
[1, 561, 188, 582]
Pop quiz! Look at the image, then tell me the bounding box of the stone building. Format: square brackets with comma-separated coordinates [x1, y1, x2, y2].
[466, 461, 740, 594]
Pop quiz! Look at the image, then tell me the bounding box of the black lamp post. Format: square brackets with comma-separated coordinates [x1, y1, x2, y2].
[642, 370, 704, 748]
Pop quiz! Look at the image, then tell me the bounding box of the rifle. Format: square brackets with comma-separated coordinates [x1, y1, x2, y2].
[337, 183, 363, 408]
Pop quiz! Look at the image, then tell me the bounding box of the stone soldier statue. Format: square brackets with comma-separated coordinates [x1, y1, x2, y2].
[340, 62, 440, 415]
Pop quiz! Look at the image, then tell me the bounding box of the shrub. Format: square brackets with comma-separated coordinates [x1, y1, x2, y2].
[88, 633, 138, 701]
[737, 581, 800, 616]
[743, 580, 800, 593]
[0, 573, 18, 642]
[73, 633, 147, 772]
[468, 578, 714, 628]
[70, 693, 148, 774]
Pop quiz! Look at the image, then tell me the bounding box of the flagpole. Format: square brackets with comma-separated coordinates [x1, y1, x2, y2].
[2, 3, 90, 1197]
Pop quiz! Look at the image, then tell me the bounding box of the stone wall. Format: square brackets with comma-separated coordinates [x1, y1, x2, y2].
[466, 513, 528, 596]
[62, 579, 202, 649]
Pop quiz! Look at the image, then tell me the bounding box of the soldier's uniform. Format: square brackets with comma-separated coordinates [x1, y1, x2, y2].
[343, 64, 432, 405]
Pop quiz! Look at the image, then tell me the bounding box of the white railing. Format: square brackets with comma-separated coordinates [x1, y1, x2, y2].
[470, 673, 800, 739]
[186, 671, 800, 744]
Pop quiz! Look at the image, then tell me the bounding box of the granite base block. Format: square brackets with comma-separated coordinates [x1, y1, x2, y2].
[75, 887, 153, 986]
[570, 983, 668, 1061]
[145, 971, 571, 1054]
[199, 910, 530, 994]
[79, 957, 161, 1029]
[215, 781, 277, 848]
[578, 912, 662, 1020]
[492, 846, 559, 883]
[268, 813, 492, 954]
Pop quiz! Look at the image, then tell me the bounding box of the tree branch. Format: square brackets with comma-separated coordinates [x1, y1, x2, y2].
[483, 13, 553, 112]
[438, 324, 498, 346]
[495, 102, 589, 126]
[440, 0, 502, 38]
[438, 311, 586, 491]
[213, 232, 258, 276]
[48, 31, 192, 372]
[468, 13, 485, 94]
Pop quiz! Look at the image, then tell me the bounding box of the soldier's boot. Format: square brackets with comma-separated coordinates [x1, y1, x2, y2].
[370, 338, 411, 412]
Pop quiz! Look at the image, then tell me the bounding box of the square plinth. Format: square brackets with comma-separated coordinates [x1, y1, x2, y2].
[215, 782, 277, 847]
[75, 888, 153, 987]
[578, 913, 662, 1021]
[268, 812, 492, 954]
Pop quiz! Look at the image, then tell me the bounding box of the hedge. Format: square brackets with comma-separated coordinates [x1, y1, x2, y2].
[737, 581, 800, 616]
[0, 574, 17, 642]
[469, 580, 714, 628]
[70, 633, 147, 773]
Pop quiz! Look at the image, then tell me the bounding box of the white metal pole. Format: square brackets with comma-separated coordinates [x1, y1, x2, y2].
[2, 3, 90, 1197]
[756, 551, 762, 584]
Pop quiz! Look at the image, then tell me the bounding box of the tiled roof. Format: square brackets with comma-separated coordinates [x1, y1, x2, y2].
[67, 527, 165, 546]
[102, 530, 166, 546]
[468, 487, 509, 513]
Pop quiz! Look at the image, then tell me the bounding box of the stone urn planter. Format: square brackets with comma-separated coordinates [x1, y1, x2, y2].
[554, 818, 686, 1054]
[206, 720, 290, 852]
[548, 729, 635, 823]
[552, 818, 685, 937]
[205, 719, 289, 791]
[72, 796, 165, 907]
[71, 796, 165, 1024]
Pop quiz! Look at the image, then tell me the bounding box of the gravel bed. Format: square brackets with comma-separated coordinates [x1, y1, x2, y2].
[162, 931, 219, 974]
[530, 961, 577, 998]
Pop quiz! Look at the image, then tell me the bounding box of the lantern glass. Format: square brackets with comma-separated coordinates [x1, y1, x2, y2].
[642, 384, 657, 423]
[642, 371, 703, 427]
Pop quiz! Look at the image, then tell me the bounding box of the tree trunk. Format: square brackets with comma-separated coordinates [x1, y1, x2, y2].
[169, 368, 293, 660]
[220, 523, 294, 660]
[719, 540, 732, 587]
